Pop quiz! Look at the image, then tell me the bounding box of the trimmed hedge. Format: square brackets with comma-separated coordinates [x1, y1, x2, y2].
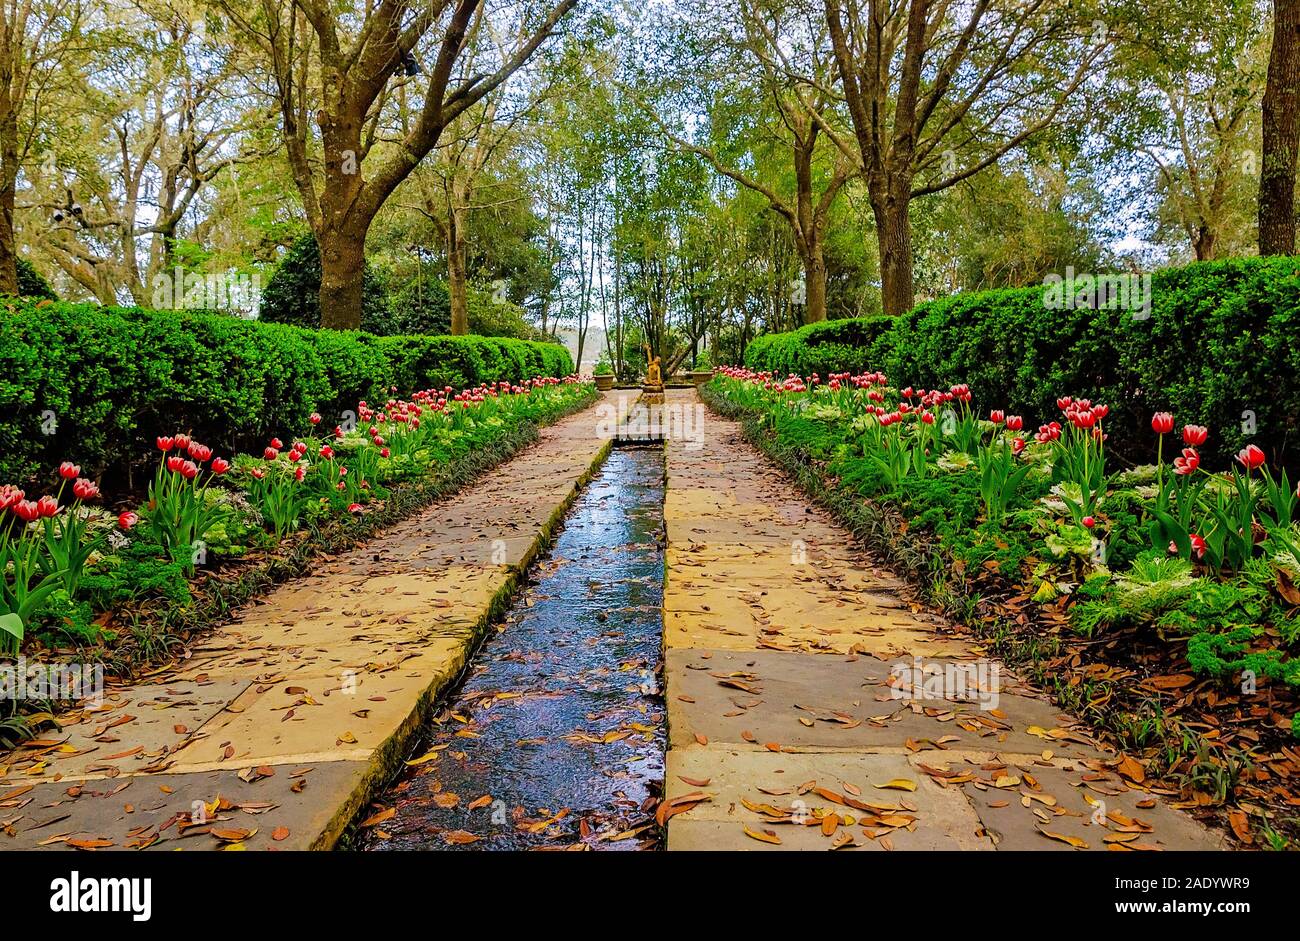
[744, 315, 896, 378]
[0, 300, 574, 486]
[744, 258, 1300, 468]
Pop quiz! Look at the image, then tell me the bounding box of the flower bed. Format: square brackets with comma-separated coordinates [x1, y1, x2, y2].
[706, 366, 1300, 848]
[743, 257, 1300, 469]
[0, 300, 575, 487]
[0, 376, 596, 743]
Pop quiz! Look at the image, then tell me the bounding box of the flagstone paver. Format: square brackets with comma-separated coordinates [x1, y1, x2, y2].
[0, 393, 626, 851]
[663, 388, 1227, 851]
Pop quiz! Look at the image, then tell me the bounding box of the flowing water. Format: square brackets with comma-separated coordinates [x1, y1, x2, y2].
[359, 445, 665, 851]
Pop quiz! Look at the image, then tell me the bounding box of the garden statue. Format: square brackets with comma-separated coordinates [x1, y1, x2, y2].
[642, 343, 664, 402]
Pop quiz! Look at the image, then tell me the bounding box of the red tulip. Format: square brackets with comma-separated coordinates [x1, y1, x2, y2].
[1151, 412, 1174, 434]
[0, 485, 23, 510]
[173, 433, 191, 449]
[347, 503, 363, 514]
[1236, 444, 1265, 471]
[294, 465, 306, 482]
[1169, 534, 1207, 559]
[167, 456, 185, 473]
[309, 412, 322, 425]
[319, 445, 334, 459]
[990, 410, 1004, 424]
[270, 438, 284, 450]
[380, 447, 390, 458]
[180, 461, 199, 480]
[1012, 437, 1026, 455]
[1082, 516, 1095, 529]
[1182, 425, 1208, 446]
[12, 500, 39, 522]
[36, 495, 58, 517]
[187, 442, 212, 462]
[1005, 415, 1023, 431]
[118, 510, 139, 530]
[157, 436, 175, 451]
[72, 478, 99, 500]
[250, 467, 267, 480]
[1173, 448, 1199, 475]
[211, 458, 230, 475]
[58, 462, 80, 479]
[264, 447, 279, 461]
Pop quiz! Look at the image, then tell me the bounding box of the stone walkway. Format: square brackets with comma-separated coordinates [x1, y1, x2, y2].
[0, 394, 624, 851]
[662, 388, 1224, 851]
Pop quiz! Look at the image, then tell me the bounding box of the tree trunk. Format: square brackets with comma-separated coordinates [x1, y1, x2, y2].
[1260, 0, 1300, 255]
[0, 111, 18, 296]
[872, 192, 915, 316]
[447, 205, 468, 335]
[803, 241, 828, 324]
[1193, 225, 1216, 261]
[0, 176, 16, 297]
[318, 226, 367, 331]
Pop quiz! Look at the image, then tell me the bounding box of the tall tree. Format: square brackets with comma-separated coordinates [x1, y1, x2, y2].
[0, 0, 84, 294]
[227, 0, 575, 329]
[643, 0, 856, 323]
[26, 5, 260, 304]
[1259, 0, 1300, 255]
[822, 0, 1104, 314]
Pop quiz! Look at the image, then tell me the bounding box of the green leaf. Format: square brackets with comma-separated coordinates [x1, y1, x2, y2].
[0, 612, 24, 642]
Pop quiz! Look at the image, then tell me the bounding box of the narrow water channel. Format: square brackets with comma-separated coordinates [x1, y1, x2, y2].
[359, 446, 666, 851]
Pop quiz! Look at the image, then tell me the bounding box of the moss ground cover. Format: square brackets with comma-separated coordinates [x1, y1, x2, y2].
[706, 367, 1300, 847]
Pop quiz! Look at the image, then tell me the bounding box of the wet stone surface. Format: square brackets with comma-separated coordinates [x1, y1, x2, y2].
[360, 447, 666, 851]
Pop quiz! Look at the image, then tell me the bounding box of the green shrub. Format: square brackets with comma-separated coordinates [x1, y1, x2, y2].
[258, 234, 391, 331]
[0, 299, 573, 485]
[745, 315, 896, 378]
[13, 258, 58, 300]
[745, 258, 1300, 468]
[386, 277, 451, 335]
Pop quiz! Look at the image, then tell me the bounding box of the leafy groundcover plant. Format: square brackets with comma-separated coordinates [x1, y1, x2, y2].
[706, 366, 1300, 849]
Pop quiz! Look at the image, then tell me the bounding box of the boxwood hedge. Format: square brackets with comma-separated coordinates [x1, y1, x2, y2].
[0, 299, 574, 486]
[743, 257, 1300, 468]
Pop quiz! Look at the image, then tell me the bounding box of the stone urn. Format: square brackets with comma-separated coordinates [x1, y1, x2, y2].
[690, 368, 714, 388]
[594, 373, 614, 391]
